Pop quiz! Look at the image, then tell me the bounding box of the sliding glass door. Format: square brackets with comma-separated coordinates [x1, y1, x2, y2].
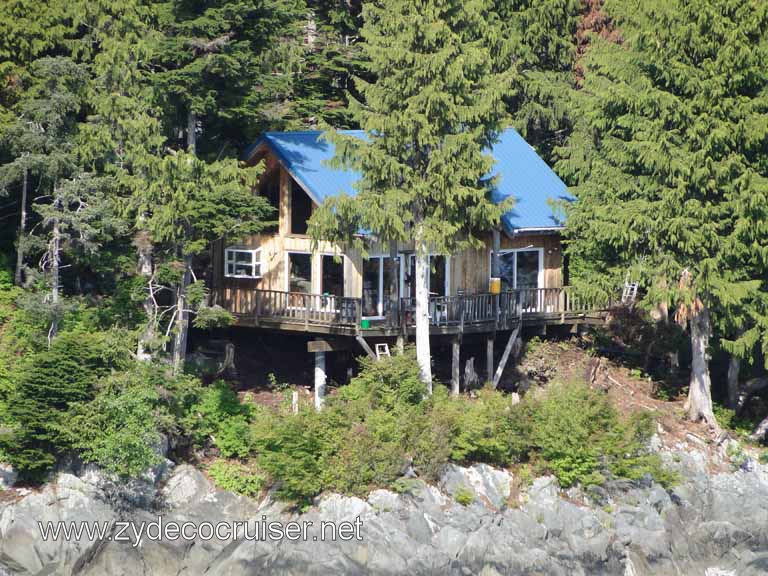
[495, 249, 543, 290]
[362, 256, 397, 318]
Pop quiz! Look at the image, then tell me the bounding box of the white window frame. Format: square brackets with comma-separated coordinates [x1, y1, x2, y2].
[362, 255, 395, 319]
[224, 247, 262, 279]
[490, 248, 544, 289]
[284, 250, 313, 293]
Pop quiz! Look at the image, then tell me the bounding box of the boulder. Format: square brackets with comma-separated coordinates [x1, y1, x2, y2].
[1, 451, 768, 575]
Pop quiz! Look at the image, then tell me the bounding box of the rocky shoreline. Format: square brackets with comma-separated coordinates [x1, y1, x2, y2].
[1, 444, 767, 576]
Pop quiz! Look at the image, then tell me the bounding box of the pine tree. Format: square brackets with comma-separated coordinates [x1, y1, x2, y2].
[493, 0, 582, 161]
[152, 0, 306, 158]
[0, 57, 108, 344]
[288, 0, 365, 127]
[311, 0, 515, 389]
[558, 0, 768, 429]
[133, 152, 272, 373]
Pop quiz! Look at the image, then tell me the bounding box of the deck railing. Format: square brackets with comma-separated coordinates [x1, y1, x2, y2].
[213, 286, 612, 331]
[214, 288, 361, 328]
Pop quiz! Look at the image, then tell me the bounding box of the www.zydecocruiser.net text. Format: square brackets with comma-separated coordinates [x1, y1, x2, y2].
[38, 516, 364, 548]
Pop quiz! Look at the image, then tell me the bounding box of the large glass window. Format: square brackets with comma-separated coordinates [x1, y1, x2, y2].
[259, 168, 280, 232]
[516, 250, 540, 289]
[494, 249, 541, 290]
[290, 179, 312, 235]
[321, 255, 344, 298]
[287, 252, 312, 293]
[363, 258, 380, 316]
[405, 254, 448, 298]
[362, 256, 398, 317]
[225, 247, 261, 278]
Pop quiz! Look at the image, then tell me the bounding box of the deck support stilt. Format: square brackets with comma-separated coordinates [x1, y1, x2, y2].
[486, 336, 494, 384]
[451, 337, 461, 396]
[314, 350, 326, 410]
[355, 334, 377, 359]
[492, 325, 521, 389]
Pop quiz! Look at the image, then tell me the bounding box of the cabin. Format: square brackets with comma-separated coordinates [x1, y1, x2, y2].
[209, 128, 611, 399]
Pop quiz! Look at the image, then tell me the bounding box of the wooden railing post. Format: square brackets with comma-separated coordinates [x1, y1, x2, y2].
[304, 293, 310, 330]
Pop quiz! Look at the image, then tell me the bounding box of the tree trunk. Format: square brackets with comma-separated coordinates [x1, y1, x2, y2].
[387, 240, 399, 326]
[414, 222, 432, 391]
[726, 353, 741, 410]
[14, 166, 28, 286]
[136, 229, 155, 362]
[187, 110, 197, 154]
[172, 255, 192, 374]
[685, 303, 718, 429]
[48, 216, 60, 348]
[451, 337, 460, 396]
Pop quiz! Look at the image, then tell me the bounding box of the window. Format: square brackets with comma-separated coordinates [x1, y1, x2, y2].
[259, 168, 280, 232]
[287, 252, 312, 293]
[404, 254, 449, 298]
[225, 248, 261, 278]
[493, 249, 542, 290]
[321, 255, 344, 298]
[363, 256, 398, 317]
[290, 179, 312, 235]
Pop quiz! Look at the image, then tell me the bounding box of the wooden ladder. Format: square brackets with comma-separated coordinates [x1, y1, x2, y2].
[375, 343, 391, 360]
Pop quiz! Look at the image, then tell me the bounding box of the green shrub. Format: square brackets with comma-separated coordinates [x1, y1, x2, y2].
[713, 403, 753, 437]
[527, 382, 671, 487]
[246, 351, 675, 502]
[207, 460, 264, 498]
[251, 406, 328, 505]
[0, 330, 116, 481]
[450, 386, 531, 466]
[215, 415, 254, 459]
[67, 370, 163, 478]
[184, 381, 253, 449]
[321, 420, 408, 496]
[454, 485, 474, 506]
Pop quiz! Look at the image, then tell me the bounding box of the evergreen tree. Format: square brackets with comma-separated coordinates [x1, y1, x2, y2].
[289, 0, 365, 127]
[0, 57, 104, 343]
[0, 0, 68, 129]
[493, 0, 582, 161]
[132, 152, 272, 372]
[152, 0, 306, 158]
[0, 331, 114, 481]
[311, 0, 515, 388]
[73, 0, 167, 360]
[558, 0, 768, 428]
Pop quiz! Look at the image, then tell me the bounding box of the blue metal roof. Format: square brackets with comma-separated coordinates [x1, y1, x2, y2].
[245, 128, 572, 234]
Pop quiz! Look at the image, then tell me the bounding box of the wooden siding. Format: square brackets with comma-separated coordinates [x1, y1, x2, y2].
[451, 232, 563, 295]
[211, 149, 564, 307]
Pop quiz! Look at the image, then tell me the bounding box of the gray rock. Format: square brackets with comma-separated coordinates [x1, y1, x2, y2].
[0, 463, 16, 490]
[2, 450, 768, 575]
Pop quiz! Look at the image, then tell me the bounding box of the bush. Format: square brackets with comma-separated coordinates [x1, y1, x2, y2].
[449, 386, 531, 466]
[215, 415, 254, 459]
[67, 370, 163, 478]
[251, 407, 327, 505]
[184, 381, 253, 449]
[245, 350, 675, 503]
[207, 460, 264, 498]
[0, 330, 117, 481]
[527, 382, 671, 487]
[454, 485, 475, 506]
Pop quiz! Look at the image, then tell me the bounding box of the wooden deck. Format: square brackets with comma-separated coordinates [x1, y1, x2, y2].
[211, 287, 613, 337]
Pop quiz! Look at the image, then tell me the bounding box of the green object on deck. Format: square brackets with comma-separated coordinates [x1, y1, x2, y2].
[360, 319, 371, 329]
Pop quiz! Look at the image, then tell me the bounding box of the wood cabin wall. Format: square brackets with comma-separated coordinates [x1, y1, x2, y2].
[212, 151, 362, 306]
[212, 148, 563, 308]
[450, 233, 563, 295]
